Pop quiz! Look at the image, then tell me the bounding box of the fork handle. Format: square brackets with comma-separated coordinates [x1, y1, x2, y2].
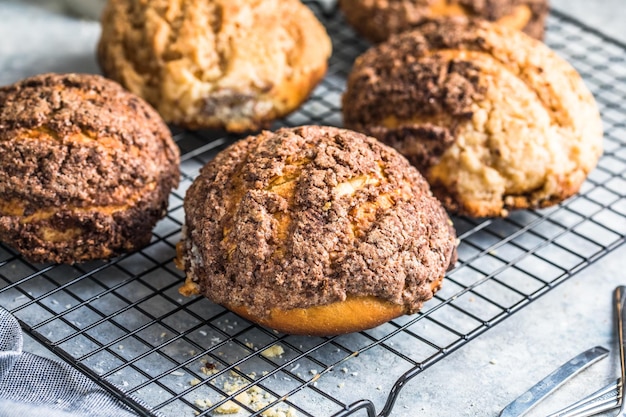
[545, 378, 620, 417]
[616, 286, 626, 413]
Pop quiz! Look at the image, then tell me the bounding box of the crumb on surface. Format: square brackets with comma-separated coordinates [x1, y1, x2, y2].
[261, 345, 284, 359]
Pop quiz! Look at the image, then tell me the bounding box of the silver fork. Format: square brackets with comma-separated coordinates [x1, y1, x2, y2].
[546, 286, 626, 417]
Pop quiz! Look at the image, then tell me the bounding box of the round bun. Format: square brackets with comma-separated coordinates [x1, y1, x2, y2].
[342, 18, 603, 217]
[338, 0, 548, 43]
[0, 73, 180, 264]
[177, 126, 457, 336]
[97, 0, 332, 133]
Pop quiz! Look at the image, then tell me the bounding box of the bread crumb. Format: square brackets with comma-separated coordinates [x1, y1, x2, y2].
[235, 392, 250, 406]
[490, 359, 497, 365]
[261, 407, 297, 417]
[190, 378, 201, 386]
[200, 364, 217, 376]
[194, 398, 213, 409]
[215, 400, 240, 414]
[338, 382, 345, 388]
[261, 345, 284, 358]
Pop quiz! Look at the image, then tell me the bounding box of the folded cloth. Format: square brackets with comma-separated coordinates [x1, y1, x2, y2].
[0, 307, 141, 417]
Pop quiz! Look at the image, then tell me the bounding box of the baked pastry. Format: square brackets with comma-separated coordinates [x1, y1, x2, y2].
[177, 126, 457, 336]
[97, 0, 332, 133]
[338, 0, 549, 42]
[0, 73, 180, 264]
[342, 18, 603, 217]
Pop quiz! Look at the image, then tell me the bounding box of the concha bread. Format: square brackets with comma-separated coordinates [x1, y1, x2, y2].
[338, 0, 549, 43]
[0, 73, 180, 264]
[97, 0, 332, 132]
[342, 18, 603, 217]
[177, 126, 457, 335]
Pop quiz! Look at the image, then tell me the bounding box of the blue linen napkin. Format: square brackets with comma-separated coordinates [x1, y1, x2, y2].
[0, 307, 140, 417]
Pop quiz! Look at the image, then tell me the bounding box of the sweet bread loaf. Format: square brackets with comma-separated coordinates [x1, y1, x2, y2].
[97, 0, 332, 132]
[338, 0, 549, 43]
[0, 73, 180, 264]
[177, 126, 457, 335]
[342, 18, 603, 217]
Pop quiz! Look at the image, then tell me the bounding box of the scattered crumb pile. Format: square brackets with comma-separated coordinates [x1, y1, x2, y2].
[191, 345, 296, 416]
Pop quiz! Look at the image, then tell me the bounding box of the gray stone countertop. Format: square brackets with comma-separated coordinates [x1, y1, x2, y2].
[0, 1, 625, 416]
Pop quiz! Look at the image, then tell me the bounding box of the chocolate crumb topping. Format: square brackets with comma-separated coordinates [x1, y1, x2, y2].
[0, 73, 180, 263]
[181, 126, 457, 317]
[343, 19, 487, 172]
[338, 0, 549, 43]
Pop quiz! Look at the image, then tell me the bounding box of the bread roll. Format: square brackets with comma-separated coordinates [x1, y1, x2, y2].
[342, 18, 603, 217]
[0, 73, 180, 264]
[177, 126, 457, 336]
[339, 0, 549, 43]
[98, 0, 332, 132]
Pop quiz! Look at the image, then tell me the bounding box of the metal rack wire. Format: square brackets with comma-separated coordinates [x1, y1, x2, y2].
[1, 3, 625, 417]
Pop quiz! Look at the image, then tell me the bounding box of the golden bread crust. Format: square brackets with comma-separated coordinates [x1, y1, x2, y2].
[342, 18, 603, 217]
[97, 0, 332, 132]
[0, 73, 180, 263]
[229, 296, 405, 336]
[178, 126, 457, 335]
[338, 0, 549, 43]
[227, 276, 443, 336]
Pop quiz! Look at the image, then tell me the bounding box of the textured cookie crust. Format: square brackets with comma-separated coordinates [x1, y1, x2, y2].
[343, 18, 603, 217]
[339, 0, 549, 43]
[178, 126, 457, 333]
[0, 73, 180, 263]
[98, 0, 332, 132]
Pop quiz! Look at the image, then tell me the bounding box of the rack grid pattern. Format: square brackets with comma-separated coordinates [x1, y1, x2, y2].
[1, 3, 625, 417]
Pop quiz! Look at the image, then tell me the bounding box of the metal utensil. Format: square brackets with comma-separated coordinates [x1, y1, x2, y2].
[544, 378, 620, 417]
[544, 286, 626, 417]
[616, 285, 626, 415]
[499, 346, 610, 417]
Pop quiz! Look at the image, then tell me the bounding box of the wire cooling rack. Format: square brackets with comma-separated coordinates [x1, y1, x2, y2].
[1, 3, 626, 417]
